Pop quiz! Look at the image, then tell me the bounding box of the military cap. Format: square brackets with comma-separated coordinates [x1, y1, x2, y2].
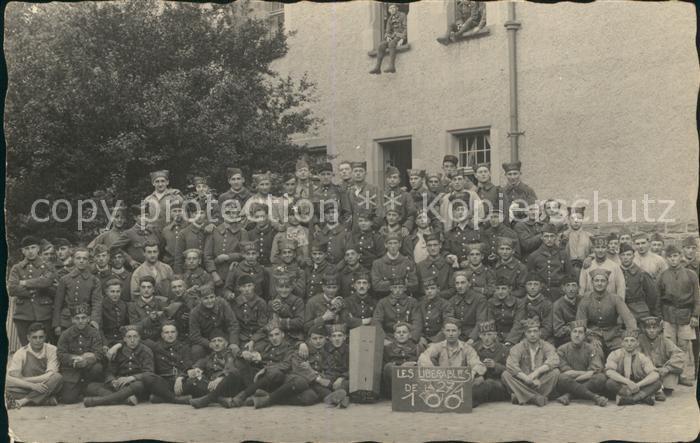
[283, 173, 297, 185]
[208, 328, 227, 340]
[474, 162, 491, 172]
[407, 169, 425, 178]
[619, 227, 633, 237]
[426, 171, 441, 180]
[150, 170, 169, 182]
[350, 161, 367, 170]
[494, 275, 512, 287]
[665, 244, 681, 256]
[501, 161, 522, 173]
[621, 329, 639, 339]
[560, 275, 578, 285]
[139, 275, 157, 287]
[237, 274, 255, 287]
[442, 155, 459, 166]
[390, 276, 407, 287]
[633, 232, 649, 241]
[450, 197, 469, 209]
[253, 172, 272, 185]
[606, 232, 619, 241]
[277, 238, 297, 251]
[20, 236, 41, 248]
[588, 268, 611, 280]
[192, 176, 208, 186]
[322, 201, 338, 212]
[109, 245, 126, 257]
[424, 233, 441, 244]
[227, 167, 243, 179]
[120, 325, 141, 336]
[104, 277, 123, 288]
[478, 320, 497, 334]
[308, 324, 326, 336]
[355, 207, 375, 220]
[619, 243, 635, 254]
[567, 206, 586, 217]
[53, 237, 71, 248]
[393, 321, 412, 332]
[265, 318, 283, 334]
[327, 323, 347, 334]
[541, 223, 558, 234]
[682, 236, 698, 248]
[93, 244, 109, 256]
[353, 270, 371, 282]
[183, 248, 202, 258]
[71, 303, 91, 317]
[39, 239, 52, 252]
[310, 239, 328, 252]
[591, 234, 608, 246]
[318, 162, 333, 173]
[385, 166, 400, 177]
[641, 316, 662, 328]
[569, 319, 587, 330]
[451, 168, 465, 178]
[422, 276, 438, 288]
[168, 200, 183, 211]
[384, 232, 402, 244]
[322, 274, 339, 286]
[521, 317, 540, 329]
[497, 236, 516, 248]
[525, 273, 545, 284]
[296, 158, 310, 170]
[384, 205, 400, 215]
[466, 242, 484, 253]
[239, 241, 257, 253]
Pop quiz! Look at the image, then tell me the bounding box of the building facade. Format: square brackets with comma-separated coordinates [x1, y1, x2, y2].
[262, 0, 697, 227]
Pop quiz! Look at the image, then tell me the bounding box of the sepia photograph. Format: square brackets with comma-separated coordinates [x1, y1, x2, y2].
[2, 0, 699, 442]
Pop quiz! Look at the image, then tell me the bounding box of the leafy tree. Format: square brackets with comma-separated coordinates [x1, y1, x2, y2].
[3, 0, 319, 248]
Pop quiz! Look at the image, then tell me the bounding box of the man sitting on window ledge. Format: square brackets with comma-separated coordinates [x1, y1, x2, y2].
[437, 0, 487, 45]
[369, 4, 406, 74]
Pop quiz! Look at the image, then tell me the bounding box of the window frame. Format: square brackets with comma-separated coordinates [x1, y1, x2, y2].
[266, 1, 285, 38]
[368, 2, 411, 57]
[448, 127, 492, 175]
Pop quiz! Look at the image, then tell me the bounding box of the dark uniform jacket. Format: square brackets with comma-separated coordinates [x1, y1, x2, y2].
[194, 350, 237, 381]
[657, 265, 700, 325]
[312, 224, 352, 266]
[502, 181, 537, 223]
[57, 325, 104, 382]
[527, 244, 573, 300]
[557, 341, 603, 373]
[304, 260, 335, 298]
[373, 295, 422, 342]
[231, 295, 269, 344]
[304, 293, 358, 334]
[203, 223, 248, 281]
[107, 343, 154, 381]
[349, 230, 385, 269]
[152, 339, 194, 378]
[416, 254, 455, 300]
[127, 297, 169, 341]
[552, 296, 578, 345]
[225, 261, 268, 300]
[371, 254, 419, 296]
[268, 294, 305, 342]
[472, 340, 508, 379]
[506, 294, 553, 344]
[249, 223, 277, 267]
[53, 269, 103, 328]
[322, 342, 349, 381]
[418, 296, 453, 342]
[102, 297, 129, 346]
[489, 294, 518, 339]
[217, 187, 253, 213]
[174, 223, 208, 272]
[462, 264, 496, 298]
[449, 291, 490, 342]
[621, 263, 659, 320]
[514, 219, 543, 258]
[482, 223, 520, 264]
[189, 299, 240, 348]
[344, 294, 377, 325]
[109, 268, 132, 302]
[183, 267, 214, 299]
[336, 262, 368, 299]
[383, 339, 418, 365]
[266, 262, 306, 300]
[492, 258, 528, 299]
[7, 258, 55, 321]
[444, 224, 481, 263]
[382, 185, 417, 232]
[346, 181, 383, 230]
[161, 220, 188, 271]
[112, 225, 162, 267]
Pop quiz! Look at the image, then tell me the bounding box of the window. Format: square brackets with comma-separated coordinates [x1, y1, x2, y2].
[453, 130, 491, 172]
[266, 2, 284, 38]
[369, 2, 411, 56]
[306, 146, 329, 170]
[380, 2, 410, 45]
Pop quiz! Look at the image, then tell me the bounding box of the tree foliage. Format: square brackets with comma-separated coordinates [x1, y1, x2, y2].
[4, 0, 319, 245]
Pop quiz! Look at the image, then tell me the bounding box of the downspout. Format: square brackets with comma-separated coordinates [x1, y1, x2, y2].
[505, 2, 522, 162]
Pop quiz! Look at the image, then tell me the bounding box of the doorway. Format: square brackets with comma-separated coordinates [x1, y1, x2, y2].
[380, 138, 412, 189]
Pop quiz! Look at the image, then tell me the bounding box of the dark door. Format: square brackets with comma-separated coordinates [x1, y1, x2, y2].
[381, 139, 412, 189]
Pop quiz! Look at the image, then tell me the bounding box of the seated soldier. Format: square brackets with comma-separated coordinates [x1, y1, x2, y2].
[268, 275, 305, 343]
[449, 271, 490, 344]
[336, 247, 368, 299]
[350, 209, 385, 270]
[127, 276, 171, 347]
[382, 322, 419, 398]
[489, 276, 518, 342]
[415, 233, 455, 300]
[551, 276, 580, 347]
[225, 241, 268, 300]
[101, 278, 130, 348]
[471, 320, 510, 406]
[150, 322, 194, 403]
[304, 241, 335, 297]
[5, 322, 63, 409]
[460, 243, 496, 299]
[56, 304, 105, 404]
[84, 325, 186, 406]
[266, 239, 306, 300]
[418, 321, 486, 384]
[554, 320, 608, 407]
[344, 271, 377, 328]
[501, 318, 560, 407]
[231, 274, 270, 350]
[318, 324, 351, 406]
[188, 330, 245, 409]
[371, 232, 419, 299]
[293, 325, 350, 408]
[505, 274, 553, 346]
[637, 316, 685, 401]
[167, 275, 196, 340]
[417, 276, 454, 348]
[373, 277, 422, 344]
[492, 236, 527, 299]
[305, 274, 356, 335]
[182, 248, 214, 300]
[604, 329, 661, 406]
[576, 268, 637, 355]
[189, 292, 241, 360]
[109, 246, 132, 302]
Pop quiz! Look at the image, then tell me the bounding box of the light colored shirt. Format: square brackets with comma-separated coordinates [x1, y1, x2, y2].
[634, 252, 668, 280]
[605, 348, 655, 381]
[565, 228, 592, 261]
[8, 343, 59, 376]
[418, 340, 486, 377]
[579, 258, 626, 300]
[130, 261, 175, 299]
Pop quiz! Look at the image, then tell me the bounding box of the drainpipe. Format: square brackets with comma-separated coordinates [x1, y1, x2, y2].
[505, 2, 522, 162]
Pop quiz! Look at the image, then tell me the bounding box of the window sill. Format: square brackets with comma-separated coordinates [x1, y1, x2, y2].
[451, 26, 490, 43]
[368, 43, 411, 58]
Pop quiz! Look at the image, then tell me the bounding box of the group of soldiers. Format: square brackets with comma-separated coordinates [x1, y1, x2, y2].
[6, 155, 699, 411]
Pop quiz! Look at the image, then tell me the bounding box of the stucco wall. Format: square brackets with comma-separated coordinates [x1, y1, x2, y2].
[270, 1, 698, 224]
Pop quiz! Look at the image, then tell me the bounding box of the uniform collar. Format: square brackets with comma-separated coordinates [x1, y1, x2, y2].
[235, 295, 262, 307]
[491, 295, 516, 307]
[69, 268, 92, 279]
[218, 223, 242, 234]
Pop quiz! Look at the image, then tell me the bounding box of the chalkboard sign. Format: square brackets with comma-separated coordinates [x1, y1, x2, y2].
[391, 366, 472, 413]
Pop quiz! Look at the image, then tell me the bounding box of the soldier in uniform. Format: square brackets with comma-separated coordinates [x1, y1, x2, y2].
[344, 271, 377, 328]
[188, 292, 240, 361]
[337, 161, 353, 193]
[381, 322, 419, 397]
[383, 165, 417, 234]
[217, 167, 253, 214]
[304, 274, 356, 334]
[579, 235, 626, 299]
[111, 211, 162, 270]
[268, 275, 305, 343]
[437, 0, 486, 45]
[150, 322, 195, 403]
[505, 274, 553, 346]
[551, 276, 580, 347]
[417, 321, 486, 380]
[561, 206, 591, 278]
[471, 320, 510, 406]
[182, 248, 214, 300]
[230, 275, 270, 350]
[101, 278, 130, 347]
[346, 161, 382, 231]
[312, 162, 350, 224]
[53, 237, 74, 278]
[349, 208, 385, 269]
[225, 241, 269, 300]
[576, 268, 637, 355]
[88, 205, 128, 252]
[482, 209, 520, 266]
[109, 246, 132, 302]
[439, 169, 481, 232]
[449, 271, 490, 344]
[369, 3, 407, 74]
[492, 236, 527, 299]
[247, 204, 278, 267]
[460, 242, 496, 298]
[143, 169, 184, 234]
[416, 233, 455, 300]
[304, 240, 336, 297]
[53, 248, 103, 339]
[514, 203, 544, 259]
[489, 276, 518, 341]
[401, 210, 437, 262]
[604, 329, 661, 406]
[371, 232, 419, 298]
[681, 235, 699, 276]
[56, 304, 105, 403]
[500, 161, 538, 225]
[266, 239, 306, 300]
[91, 244, 114, 290]
[336, 247, 368, 299]
[527, 223, 573, 303]
[619, 242, 659, 321]
[8, 236, 56, 345]
[187, 330, 244, 408]
[444, 199, 481, 265]
[474, 163, 502, 219]
[417, 276, 454, 346]
[554, 320, 609, 407]
[426, 171, 444, 196]
[312, 202, 352, 265]
[650, 233, 666, 257]
[373, 277, 422, 343]
[293, 158, 315, 201]
[188, 175, 220, 226]
[175, 208, 210, 273]
[203, 204, 248, 296]
[633, 233, 668, 280]
[160, 201, 188, 272]
[241, 173, 276, 229]
[407, 169, 442, 232]
[130, 242, 175, 300]
[127, 276, 171, 346]
[637, 316, 686, 400]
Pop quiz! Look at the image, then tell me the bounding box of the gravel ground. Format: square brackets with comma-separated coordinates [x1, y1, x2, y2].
[7, 384, 699, 442]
